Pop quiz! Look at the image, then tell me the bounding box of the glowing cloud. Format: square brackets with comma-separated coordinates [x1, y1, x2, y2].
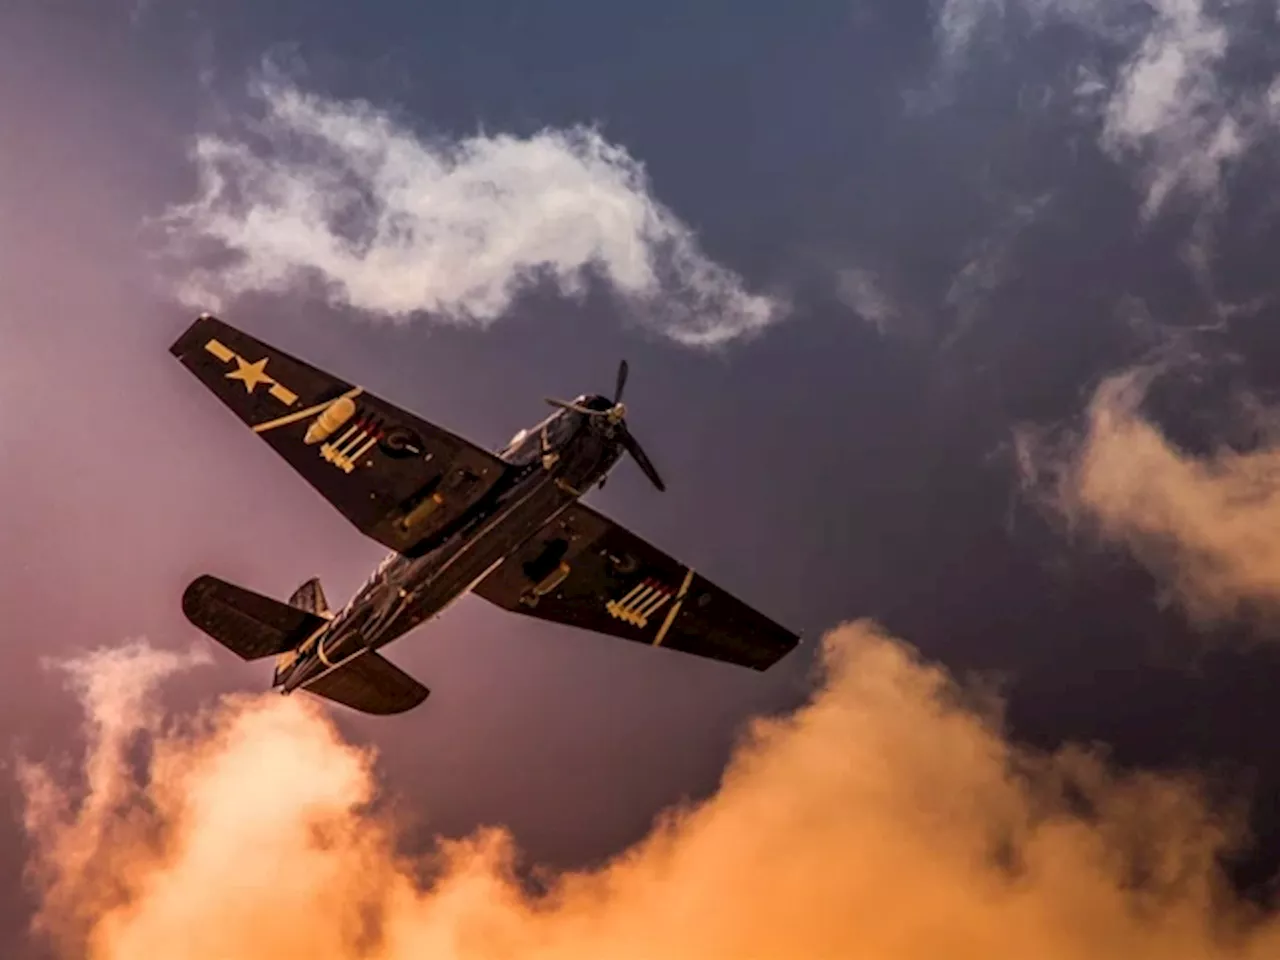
[162, 78, 784, 348]
[1035, 367, 1280, 627]
[19, 627, 1280, 959]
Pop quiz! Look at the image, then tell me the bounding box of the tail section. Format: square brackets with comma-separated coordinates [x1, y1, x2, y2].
[288, 577, 332, 618]
[182, 575, 329, 661]
[183, 574, 430, 716]
[304, 652, 430, 715]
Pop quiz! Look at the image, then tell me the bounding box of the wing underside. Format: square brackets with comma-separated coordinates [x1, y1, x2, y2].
[471, 503, 799, 670]
[170, 314, 507, 554]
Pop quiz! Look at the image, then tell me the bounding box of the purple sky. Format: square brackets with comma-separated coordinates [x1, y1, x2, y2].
[10, 1, 1280, 954]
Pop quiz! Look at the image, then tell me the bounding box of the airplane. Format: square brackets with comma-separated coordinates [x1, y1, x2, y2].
[170, 314, 800, 716]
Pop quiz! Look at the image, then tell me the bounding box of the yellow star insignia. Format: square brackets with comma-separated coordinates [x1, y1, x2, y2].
[225, 355, 274, 394]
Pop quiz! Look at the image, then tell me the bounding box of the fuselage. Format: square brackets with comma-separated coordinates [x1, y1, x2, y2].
[274, 397, 625, 694]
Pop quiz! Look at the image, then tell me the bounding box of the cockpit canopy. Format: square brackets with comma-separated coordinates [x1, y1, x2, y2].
[499, 405, 583, 465]
[497, 395, 618, 465]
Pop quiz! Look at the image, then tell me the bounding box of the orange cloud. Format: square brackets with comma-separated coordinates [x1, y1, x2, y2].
[1038, 366, 1280, 626]
[19, 624, 1280, 959]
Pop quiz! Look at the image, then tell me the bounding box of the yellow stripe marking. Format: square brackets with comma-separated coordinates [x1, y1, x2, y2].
[204, 339, 235, 362]
[269, 383, 299, 405]
[252, 387, 364, 435]
[653, 567, 695, 647]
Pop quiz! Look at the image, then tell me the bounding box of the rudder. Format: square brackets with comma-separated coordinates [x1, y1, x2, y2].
[288, 577, 332, 618]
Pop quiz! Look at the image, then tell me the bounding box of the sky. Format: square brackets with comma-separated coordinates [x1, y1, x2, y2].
[8, 0, 1280, 956]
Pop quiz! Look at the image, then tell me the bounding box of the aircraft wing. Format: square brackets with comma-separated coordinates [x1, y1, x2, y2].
[472, 502, 799, 670]
[170, 314, 506, 554]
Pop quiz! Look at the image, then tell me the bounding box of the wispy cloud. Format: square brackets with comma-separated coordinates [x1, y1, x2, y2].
[944, 191, 1051, 327]
[933, 0, 1120, 69]
[162, 78, 785, 348]
[18, 628, 1280, 958]
[834, 267, 899, 332]
[1020, 362, 1280, 628]
[1093, 0, 1246, 218]
[19, 641, 211, 953]
[933, 0, 1279, 218]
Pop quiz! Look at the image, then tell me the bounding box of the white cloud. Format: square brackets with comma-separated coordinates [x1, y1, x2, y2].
[933, 0, 1276, 218]
[934, 0, 1119, 62]
[1098, 0, 1246, 217]
[934, 0, 1008, 62]
[162, 79, 785, 348]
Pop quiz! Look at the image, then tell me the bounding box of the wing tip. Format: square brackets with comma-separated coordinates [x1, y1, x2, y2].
[362, 684, 431, 716]
[303, 654, 432, 715]
[170, 312, 224, 358]
[180, 574, 219, 624]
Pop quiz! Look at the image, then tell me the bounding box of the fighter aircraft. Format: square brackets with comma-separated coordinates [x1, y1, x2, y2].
[171, 314, 799, 715]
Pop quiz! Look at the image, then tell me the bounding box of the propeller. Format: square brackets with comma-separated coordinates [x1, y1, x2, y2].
[544, 359, 665, 492]
[614, 358, 629, 405]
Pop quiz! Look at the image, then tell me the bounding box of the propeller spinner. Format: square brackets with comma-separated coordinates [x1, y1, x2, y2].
[545, 359, 665, 492]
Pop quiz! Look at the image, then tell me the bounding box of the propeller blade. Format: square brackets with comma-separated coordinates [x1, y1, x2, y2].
[545, 397, 601, 416]
[613, 359, 629, 405]
[619, 426, 666, 492]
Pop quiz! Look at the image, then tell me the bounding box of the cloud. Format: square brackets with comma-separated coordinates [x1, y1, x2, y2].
[18, 642, 211, 955]
[161, 78, 784, 348]
[834, 267, 898, 332]
[19, 628, 1280, 959]
[933, 0, 1277, 217]
[932, 0, 1118, 66]
[1093, 0, 1247, 218]
[1022, 364, 1280, 626]
[944, 191, 1051, 327]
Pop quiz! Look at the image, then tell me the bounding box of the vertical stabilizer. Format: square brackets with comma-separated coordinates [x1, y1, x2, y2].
[288, 577, 332, 619]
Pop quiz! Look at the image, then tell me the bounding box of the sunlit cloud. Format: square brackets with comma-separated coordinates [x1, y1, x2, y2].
[1020, 363, 1280, 628]
[19, 627, 1280, 959]
[162, 77, 786, 348]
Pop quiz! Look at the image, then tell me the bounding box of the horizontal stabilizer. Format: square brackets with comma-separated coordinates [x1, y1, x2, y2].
[182, 575, 329, 661]
[303, 652, 430, 715]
